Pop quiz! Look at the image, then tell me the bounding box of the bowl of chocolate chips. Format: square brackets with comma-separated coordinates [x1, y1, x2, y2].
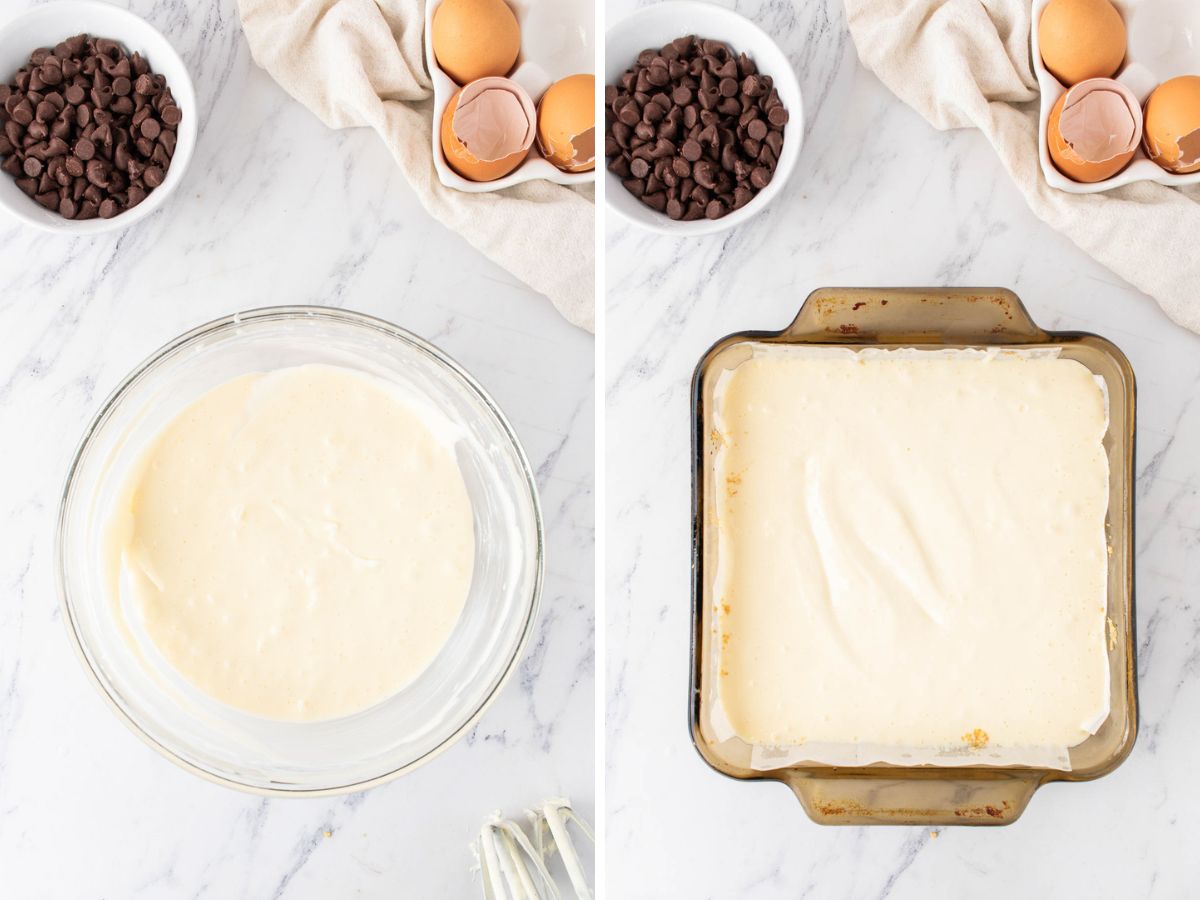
[0, 1, 195, 233]
[604, 1, 802, 235]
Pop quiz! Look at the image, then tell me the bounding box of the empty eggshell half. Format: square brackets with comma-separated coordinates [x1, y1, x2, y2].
[440, 78, 537, 182]
[537, 74, 596, 173]
[1047, 78, 1143, 183]
[1143, 75, 1200, 174]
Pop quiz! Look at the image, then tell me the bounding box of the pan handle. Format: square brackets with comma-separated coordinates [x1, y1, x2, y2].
[780, 287, 1047, 344]
[782, 769, 1043, 826]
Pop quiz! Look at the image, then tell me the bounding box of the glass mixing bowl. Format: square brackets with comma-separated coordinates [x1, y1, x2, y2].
[57, 307, 543, 795]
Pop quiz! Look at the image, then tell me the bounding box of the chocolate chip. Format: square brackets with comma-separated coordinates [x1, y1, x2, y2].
[693, 159, 716, 190]
[85, 158, 108, 186]
[22, 156, 42, 177]
[641, 191, 667, 212]
[12, 100, 33, 125]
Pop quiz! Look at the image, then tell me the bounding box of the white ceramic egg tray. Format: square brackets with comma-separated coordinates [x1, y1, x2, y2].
[424, 0, 595, 193]
[1032, 0, 1200, 193]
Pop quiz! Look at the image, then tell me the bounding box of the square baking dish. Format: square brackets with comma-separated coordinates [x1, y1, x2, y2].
[690, 287, 1137, 826]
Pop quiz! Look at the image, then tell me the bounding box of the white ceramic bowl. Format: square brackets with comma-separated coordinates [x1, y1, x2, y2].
[1033, 0, 1200, 193]
[604, 1, 803, 236]
[57, 308, 544, 795]
[0, 1, 197, 233]
[425, 0, 596, 193]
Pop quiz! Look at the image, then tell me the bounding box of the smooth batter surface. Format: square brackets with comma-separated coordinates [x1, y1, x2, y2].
[106, 365, 475, 721]
[713, 349, 1110, 753]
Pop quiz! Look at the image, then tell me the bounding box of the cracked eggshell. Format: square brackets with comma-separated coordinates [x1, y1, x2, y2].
[440, 78, 537, 182]
[1048, 78, 1142, 182]
[536, 74, 595, 173]
[1143, 75, 1200, 173]
[1038, 0, 1127, 86]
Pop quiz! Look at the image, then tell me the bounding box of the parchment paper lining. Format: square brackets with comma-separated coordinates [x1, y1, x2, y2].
[708, 345, 1111, 772]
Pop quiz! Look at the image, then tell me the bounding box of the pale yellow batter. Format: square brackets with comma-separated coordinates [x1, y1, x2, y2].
[106, 365, 475, 721]
[714, 349, 1110, 754]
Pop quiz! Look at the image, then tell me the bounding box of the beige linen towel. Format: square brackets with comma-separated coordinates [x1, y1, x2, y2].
[238, 0, 594, 332]
[845, 0, 1200, 335]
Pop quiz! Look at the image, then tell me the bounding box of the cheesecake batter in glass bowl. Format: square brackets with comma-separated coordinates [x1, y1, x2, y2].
[57, 307, 543, 795]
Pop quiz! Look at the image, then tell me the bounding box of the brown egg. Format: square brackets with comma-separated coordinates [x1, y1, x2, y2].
[1143, 76, 1200, 174]
[440, 78, 536, 182]
[1039, 0, 1126, 87]
[536, 74, 595, 173]
[432, 0, 521, 85]
[1047, 80, 1141, 183]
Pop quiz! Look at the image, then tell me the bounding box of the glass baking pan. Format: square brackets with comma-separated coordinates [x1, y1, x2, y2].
[689, 287, 1137, 826]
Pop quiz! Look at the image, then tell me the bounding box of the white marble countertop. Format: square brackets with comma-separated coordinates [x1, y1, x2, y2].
[0, 1, 594, 896]
[605, 0, 1200, 896]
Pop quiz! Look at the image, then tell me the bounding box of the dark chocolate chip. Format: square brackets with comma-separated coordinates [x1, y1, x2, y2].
[85, 158, 108, 186]
[12, 100, 34, 125]
[641, 191, 667, 212]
